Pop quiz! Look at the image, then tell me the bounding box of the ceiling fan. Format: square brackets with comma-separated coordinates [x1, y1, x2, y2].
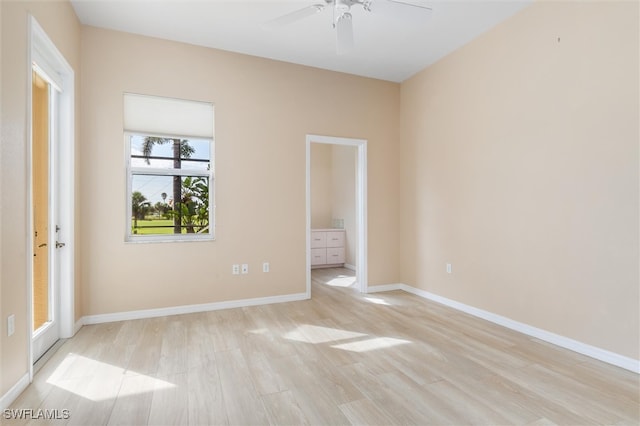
[265, 0, 433, 55]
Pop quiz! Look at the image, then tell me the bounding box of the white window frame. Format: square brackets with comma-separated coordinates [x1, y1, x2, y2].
[125, 131, 215, 243]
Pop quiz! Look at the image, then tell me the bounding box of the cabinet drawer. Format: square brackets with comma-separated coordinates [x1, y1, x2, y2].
[310, 248, 327, 266]
[311, 232, 326, 249]
[326, 247, 345, 264]
[326, 231, 344, 248]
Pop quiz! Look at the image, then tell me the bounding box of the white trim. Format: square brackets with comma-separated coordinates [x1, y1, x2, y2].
[82, 292, 308, 325]
[26, 15, 35, 384]
[55, 53, 75, 340]
[305, 141, 312, 299]
[366, 283, 402, 293]
[375, 283, 639, 374]
[130, 167, 211, 177]
[0, 373, 29, 411]
[74, 318, 84, 335]
[31, 62, 61, 93]
[306, 134, 368, 296]
[357, 141, 368, 293]
[28, 16, 76, 378]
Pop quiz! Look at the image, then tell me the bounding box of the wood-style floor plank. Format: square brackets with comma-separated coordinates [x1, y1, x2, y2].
[215, 348, 269, 425]
[186, 361, 227, 426]
[339, 398, 399, 426]
[7, 267, 639, 425]
[147, 372, 188, 426]
[261, 390, 310, 426]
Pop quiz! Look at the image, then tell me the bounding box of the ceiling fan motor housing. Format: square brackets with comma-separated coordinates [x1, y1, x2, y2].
[335, 0, 355, 12]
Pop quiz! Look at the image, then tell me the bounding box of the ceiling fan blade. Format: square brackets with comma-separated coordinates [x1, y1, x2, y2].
[264, 4, 325, 29]
[365, 0, 432, 23]
[336, 12, 354, 55]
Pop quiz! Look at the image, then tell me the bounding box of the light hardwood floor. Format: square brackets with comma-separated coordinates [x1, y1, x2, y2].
[7, 268, 639, 425]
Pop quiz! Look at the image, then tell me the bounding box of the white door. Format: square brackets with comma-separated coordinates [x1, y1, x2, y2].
[30, 17, 76, 368]
[31, 67, 63, 362]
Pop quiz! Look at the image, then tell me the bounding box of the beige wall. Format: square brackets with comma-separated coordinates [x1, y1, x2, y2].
[400, 1, 639, 359]
[310, 143, 333, 228]
[331, 145, 357, 266]
[80, 26, 400, 316]
[1, 0, 81, 399]
[3, 0, 636, 405]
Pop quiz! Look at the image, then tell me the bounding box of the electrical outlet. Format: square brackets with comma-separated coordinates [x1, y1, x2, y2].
[232, 264, 240, 275]
[446, 263, 452, 274]
[263, 262, 270, 273]
[241, 264, 249, 274]
[7, 314, 15, 337]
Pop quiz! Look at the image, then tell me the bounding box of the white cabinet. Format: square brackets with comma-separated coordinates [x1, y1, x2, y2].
[310, 229, 345, 268]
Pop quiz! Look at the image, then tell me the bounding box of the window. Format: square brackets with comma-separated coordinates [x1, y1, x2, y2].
[124, 94, 214, 241]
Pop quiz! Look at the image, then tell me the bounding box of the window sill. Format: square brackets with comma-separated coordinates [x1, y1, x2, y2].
[125, 234, 215, 244]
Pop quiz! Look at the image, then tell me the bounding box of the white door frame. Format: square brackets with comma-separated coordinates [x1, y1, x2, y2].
[305, 134, 367, 296]
[28, 16, 75, 376]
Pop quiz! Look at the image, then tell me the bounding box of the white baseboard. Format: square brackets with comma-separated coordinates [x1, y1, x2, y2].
[344, 263, 356, 271]
[74, 318, 84, 334]
[366, 283, 402, 293]
[82, 292, 309, 325]
[1, 292, 308, 411]
[0, 373, 29, 411]
[375, 283, 640, 374]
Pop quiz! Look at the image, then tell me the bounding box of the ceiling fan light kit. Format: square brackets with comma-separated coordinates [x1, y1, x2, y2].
[335, 12, 354, 55]
[265, 0, 433, 55]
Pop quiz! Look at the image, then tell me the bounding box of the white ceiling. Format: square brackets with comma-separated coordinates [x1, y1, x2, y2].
[71, 0, 532, 82]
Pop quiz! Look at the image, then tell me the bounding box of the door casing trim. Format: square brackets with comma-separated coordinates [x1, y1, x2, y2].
[305, 134, 368, 296]
[28, 16, 76, 379]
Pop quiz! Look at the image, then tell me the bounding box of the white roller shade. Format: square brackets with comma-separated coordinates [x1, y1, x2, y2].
[124, 93, 214, 138]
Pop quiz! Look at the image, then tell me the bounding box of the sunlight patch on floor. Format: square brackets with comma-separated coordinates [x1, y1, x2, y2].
[331, 337, 411, 353]
[325, 275, 357, 287]
[284, 324, 366, 344]
[364, 296, 391, 305]
[46, 353, 175, 401]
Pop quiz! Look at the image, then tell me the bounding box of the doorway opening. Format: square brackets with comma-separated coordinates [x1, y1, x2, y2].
[305, 134, 367, 297]
[29, 17, 75, 372]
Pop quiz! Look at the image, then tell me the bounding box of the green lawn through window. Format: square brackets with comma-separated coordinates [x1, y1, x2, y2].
[132, 219, 179, 235]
